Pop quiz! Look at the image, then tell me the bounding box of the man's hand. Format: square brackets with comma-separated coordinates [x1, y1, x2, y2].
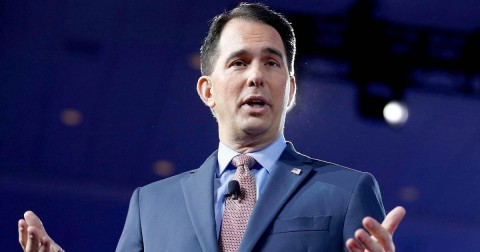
[346, 206, 406, 252]
[18, 211, 64, 252]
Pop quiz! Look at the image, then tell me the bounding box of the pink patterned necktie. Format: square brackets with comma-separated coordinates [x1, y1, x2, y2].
[219, 154, 257, 252]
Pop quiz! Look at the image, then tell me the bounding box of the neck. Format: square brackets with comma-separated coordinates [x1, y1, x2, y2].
[219, 131, 281, 153]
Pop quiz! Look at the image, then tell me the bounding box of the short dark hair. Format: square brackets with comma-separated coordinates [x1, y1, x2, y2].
[200, 2, 296, 76]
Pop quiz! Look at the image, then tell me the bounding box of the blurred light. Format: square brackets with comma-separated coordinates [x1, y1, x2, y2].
[383, 101, 409, 127]
[153, 160, 175, 177]
[188, 52, 201, 70]
[60, 108, 83, 126]
[399, 186, 419, 202]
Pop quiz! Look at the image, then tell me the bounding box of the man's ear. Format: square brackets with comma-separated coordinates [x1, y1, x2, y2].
[197, 76, 215, 108]
[287, 75, 297, 109]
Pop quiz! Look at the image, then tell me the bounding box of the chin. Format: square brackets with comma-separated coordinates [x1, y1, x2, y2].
[239, 120, 275, 137]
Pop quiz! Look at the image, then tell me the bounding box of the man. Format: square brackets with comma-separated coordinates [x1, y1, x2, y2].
[19, 2, 405, 252]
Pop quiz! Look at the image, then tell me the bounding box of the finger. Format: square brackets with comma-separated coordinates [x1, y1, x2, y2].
[363, 216, 392, 250]
[26, 226, 41, 252]
[50, 241, 64, 252]
[39, 237, 50, 252]
[382, 206, 406, 235]
[346, 237, 364, 252]
[355, 228, 384, 252]
[24, 211, 46, 233]
[19, 219, 29, 249]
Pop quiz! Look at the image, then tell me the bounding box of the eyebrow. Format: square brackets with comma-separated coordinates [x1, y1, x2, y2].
[263, 47, 284, 61]
[224, 47, 284, 64]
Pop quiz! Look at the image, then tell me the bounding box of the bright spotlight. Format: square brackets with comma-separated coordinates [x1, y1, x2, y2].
[383, 101, 409, 127]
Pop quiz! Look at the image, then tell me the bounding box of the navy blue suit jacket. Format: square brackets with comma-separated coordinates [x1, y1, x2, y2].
[116, 143, 385, 251]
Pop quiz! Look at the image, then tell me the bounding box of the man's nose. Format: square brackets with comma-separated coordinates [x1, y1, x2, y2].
[247, 63, 264, 87]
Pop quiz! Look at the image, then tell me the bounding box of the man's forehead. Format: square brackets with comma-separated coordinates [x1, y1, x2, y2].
[217, 18, 287, 57]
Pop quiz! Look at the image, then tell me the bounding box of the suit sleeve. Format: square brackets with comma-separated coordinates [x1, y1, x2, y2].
[116, 187, 144, 252]
[343, 172, 386, 250]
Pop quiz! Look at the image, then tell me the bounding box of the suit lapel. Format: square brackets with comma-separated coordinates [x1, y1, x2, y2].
[239, 143, 313, 252]
[181, 152, 218, 252]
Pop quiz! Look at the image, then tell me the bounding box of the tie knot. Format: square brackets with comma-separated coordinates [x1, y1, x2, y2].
[231, 154, 256, 169]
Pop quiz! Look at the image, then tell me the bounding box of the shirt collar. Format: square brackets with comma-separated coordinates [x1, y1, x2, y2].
[217, 135, 287, 176]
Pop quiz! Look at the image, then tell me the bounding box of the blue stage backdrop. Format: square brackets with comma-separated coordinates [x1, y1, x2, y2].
[1, 0, 480, 251]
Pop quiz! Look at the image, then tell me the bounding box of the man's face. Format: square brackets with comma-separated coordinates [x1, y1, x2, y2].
[198, 18, 296, 146]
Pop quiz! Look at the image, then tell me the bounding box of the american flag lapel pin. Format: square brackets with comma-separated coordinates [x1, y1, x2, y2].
[290, 168, 302, 175]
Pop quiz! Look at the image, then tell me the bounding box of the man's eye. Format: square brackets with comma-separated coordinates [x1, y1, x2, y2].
[231, 61, 246, 67]
[266, 61, 280, 67]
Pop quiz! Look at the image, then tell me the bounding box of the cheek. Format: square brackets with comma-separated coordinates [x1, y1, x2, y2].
[273, 84, 288, 101]
[223, 82, 242, 101]
[213, 85, 238, 109]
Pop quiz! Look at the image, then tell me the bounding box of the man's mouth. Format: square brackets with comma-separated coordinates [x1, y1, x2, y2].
[241, 96, 270, 114]
[247, 99, 266, 107]
[243, 96, 269, 107]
